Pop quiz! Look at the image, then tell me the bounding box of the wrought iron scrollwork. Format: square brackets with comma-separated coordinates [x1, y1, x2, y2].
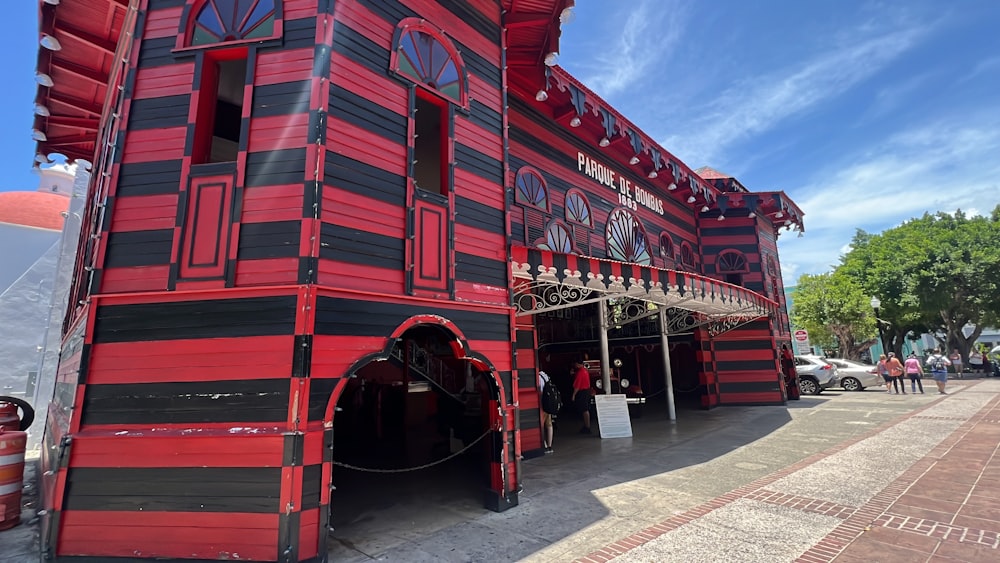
[514, 281, 599, 315]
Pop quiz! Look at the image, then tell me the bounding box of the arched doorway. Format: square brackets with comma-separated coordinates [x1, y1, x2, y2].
[324, 321, 505, 557]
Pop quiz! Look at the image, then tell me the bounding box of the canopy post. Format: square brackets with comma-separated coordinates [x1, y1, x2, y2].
[599, 298, 611, 394]
[659, 307, 677, 422]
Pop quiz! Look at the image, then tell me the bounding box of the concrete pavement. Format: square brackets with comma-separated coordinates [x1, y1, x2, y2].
[5, 377, 998, 562]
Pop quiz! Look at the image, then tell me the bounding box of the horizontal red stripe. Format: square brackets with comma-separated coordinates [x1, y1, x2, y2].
[234, 258, 300, 286]
[133, 64, 195, 98]
[121, 127, 187, 163]
[100, 266, 171, 293]
[68, 433, 286, 467]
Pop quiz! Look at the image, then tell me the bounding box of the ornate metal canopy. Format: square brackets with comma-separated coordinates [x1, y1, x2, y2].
[512, 247, 775, 337]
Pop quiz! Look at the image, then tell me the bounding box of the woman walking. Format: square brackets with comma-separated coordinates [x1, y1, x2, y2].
[905, 352, 924, 393]
[877, 354, 892, 393]
[887, 352, 906, 394]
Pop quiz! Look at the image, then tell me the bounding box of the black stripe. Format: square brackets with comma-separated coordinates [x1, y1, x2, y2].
[699, 225, 758, 237]
[516, 367, 536, 389]
[515, 330, 534, 349]
[64, 467, 281, 512]
[283, 16, 317, 49]
[136, 36, 176, 69]
[301, 464, 323, 510]
[315, 297, 510, 341]
[718, 380, 782, 394]
[702, 244, 760, 255]
[324, 152, 406, 206]
[283, 433, 304, 466]
[712, 339, 776, 351]
[519, 407, 540, 430]
[93, 295, 297, 343]
[292, 335, 312, 378]
[468, 99, 503, 133]
[455, 252, 506, 286]
[329, 84, 407, 143]
[148, 0, 185, 8]
[319, 223, 405, 270]
[237, 220, 302, 259]
[716, 360, 778, 371]
[332, 21, 388, 76]
[278, 512, 301, 563]
[245, 148, 306, 187]
[252, 80, 312, 117]
[117, 159, 182, 196]
[308, 109, 326, 145]
[308, 377, 339, 421]
[455, 194, 504, 233]
[128, 94, 190, 130]
[455, 143, 503, 184]
[436, 0, 500, 45]
[498, 370, 513, 405]
[104, 229, 173, 268]
[81, 379, 290, 425]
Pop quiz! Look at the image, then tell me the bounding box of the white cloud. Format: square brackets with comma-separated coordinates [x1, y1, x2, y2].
[662, 20, 932, 166]
[778, 115, 1000, 286]
[573, 0, 687, 98]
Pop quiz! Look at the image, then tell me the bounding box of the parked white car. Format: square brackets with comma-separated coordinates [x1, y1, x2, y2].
[794, 355, 839, 395]
[825, 358, 883, 391]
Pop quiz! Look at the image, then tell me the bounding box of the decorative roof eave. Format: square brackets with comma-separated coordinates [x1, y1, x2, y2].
[511, 247, 777, 327]
[529, 66, 723, 209]
[32, 0, 130, 168]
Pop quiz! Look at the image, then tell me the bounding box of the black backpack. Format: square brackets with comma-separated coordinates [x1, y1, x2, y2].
[541, 380, 563, 414]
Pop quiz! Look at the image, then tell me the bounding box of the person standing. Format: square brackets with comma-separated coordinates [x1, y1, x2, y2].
[876, 354, 892, 392]
[926, 348, 951, 394]
[887, 353, 906, 394]
[904, 352, 924, 393]
[571, 360, 593, 434]
[538, 370, 555, 453]
[780, 344, 799, 400]
[949, 348, 963, 379]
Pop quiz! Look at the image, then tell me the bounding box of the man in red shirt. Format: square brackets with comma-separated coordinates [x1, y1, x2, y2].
[571, 360, 593, 434]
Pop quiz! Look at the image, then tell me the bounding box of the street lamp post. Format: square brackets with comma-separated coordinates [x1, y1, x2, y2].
[870, 296, 887, 357]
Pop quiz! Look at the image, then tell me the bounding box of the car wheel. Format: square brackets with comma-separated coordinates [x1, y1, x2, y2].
[799, 377, 820, 395]
[841, 377, 862, 392]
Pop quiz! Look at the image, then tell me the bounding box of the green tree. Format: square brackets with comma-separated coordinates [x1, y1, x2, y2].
[790, 271, 875, 360]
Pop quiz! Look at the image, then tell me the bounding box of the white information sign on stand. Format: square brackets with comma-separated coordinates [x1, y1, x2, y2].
[594, 394, 633, 439]
[793, 329, 811, 355]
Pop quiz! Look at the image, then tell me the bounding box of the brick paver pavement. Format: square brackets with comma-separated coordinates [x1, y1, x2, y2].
[575, 381, 1000, 563]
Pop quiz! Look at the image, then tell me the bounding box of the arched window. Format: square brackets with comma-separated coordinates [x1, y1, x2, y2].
[188, 0, 278, 46]
[565, 190, 592, 227]
[717, 250, 748, 273]
[717, 249, 747, 286]
[680, 243, 694, 267]
[515, 167, 549, 211]
[391, 19, 467, 106]
[537, 222, 574, 254]
[659, 232, 674, 263]
[606, 208, 651, 265]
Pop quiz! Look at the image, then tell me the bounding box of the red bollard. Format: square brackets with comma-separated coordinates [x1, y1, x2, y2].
[0, 428, 28, 530]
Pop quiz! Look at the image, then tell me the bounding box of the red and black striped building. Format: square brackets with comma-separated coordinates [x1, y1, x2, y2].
[32, 0, 804, 560]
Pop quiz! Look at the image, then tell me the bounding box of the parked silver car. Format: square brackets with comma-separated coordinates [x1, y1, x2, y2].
[794, 355, 839, 395]
[825, 358, 883, 391]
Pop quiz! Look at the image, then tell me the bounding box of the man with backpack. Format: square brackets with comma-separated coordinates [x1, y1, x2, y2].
[538, 371, 560, 453]
[925, 348, 951, 394]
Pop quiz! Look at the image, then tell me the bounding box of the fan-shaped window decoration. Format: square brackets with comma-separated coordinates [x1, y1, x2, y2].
[537, 222, 574, 254]
[680, 243, 694, 267]
[606, 208, 651, 265]
[717, 250, 748, 273]
[659, 233, 674, 262]
[190, 0, 277, 46]
[515, 167, 549, 211]
[565, 190, 592, 227]
[392, 20, 467, 106]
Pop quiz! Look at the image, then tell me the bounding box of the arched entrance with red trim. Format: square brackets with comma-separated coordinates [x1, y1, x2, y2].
[321, 317, 510, 558]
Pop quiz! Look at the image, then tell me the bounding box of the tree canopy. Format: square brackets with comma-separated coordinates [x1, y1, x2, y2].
[791, 207, 1000, 361]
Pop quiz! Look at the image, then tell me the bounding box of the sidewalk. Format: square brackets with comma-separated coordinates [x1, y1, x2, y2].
[570, 379, 1000, 562]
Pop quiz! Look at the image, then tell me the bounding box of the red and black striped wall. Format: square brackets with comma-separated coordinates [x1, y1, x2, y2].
[44, 0, 520, 561]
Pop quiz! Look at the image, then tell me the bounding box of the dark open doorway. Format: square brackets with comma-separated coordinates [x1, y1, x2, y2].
[327, 324, 499, 558]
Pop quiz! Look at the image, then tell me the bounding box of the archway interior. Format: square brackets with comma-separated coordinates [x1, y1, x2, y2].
[329, 325, 496, 553]
[535, 302, 704, 418]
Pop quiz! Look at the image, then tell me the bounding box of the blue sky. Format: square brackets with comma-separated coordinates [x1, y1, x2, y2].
[558, 0, 1000, 285]
[5, 1, 998, 286]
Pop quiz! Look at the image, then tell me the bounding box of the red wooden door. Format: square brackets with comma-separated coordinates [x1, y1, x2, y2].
[409, 190, 450, 296]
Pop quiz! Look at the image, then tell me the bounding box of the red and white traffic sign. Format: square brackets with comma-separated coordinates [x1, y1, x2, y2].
[793, 329, 809, 342]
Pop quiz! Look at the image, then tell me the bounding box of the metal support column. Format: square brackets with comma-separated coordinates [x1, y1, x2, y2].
[599, 298, 611, 394]
[659, 308, 677, 422]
